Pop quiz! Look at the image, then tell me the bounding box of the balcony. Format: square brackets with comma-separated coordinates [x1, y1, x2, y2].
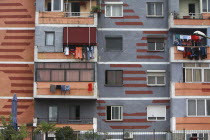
[34, 82, 97, 99]
[37, 118, 94, 131]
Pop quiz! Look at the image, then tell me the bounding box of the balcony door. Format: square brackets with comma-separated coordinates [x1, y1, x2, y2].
[69, 105, 80, 120]
[189, 4, 195, 15]
[71, 2, 80, 16]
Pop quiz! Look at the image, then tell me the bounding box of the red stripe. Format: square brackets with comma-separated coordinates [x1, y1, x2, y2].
[137, 55, 164, 59]
[0, 49, 24, 52]
[3, 105, 29, 109]
[115, 22, 143, 25]
[123, 71, 146, 74]
[125, 91, 153, 94]
[6, 30, 35, 33]
[166, 106, 170, 109]
[123, 113, 147, 116]
[143, 31, 168, 34]
[5, 21, 35, 24]
[110, 126, 150, 129]
[11, 90, 33, 93]
[0, 64, 29, 67]
[7, 99, 33, 102]
[0, 15, 31, 18]
[123, 9, 134, 13]
[136, 49, 148, 52]
[97, 106, 106, 110]
[110, 64, 141, 68]
[1, 42, 30, 46]
[97, 113, 105, 116]
[136, 43, 147, 46]
[0, 55, 23, 59]
[11, 83, 33, 87]
[141, 37, 167, 40]
[202, 88, 210, 92]
[0, 3, 22, 6]
[97, 100, 106, 103]
[104, 119, 149, 123]
[0, 9, 28, 12]
[9, 77, 33, 80]
[152, 100, 170, 103]
[0, 111, 22, 115]
[124, 84, 147, 87]
[123, 77, 146, 81]
[2, 70, 32, 73]
[5, 36, 33, 39]
[110, 16, 139, 19]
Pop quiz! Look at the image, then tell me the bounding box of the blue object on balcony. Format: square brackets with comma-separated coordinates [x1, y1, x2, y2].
[11, 94, 18, 131]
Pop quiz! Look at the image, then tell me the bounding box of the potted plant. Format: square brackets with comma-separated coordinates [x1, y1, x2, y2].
[91, 5, 101, 13]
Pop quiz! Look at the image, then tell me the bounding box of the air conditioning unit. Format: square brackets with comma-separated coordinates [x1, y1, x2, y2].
[124, 132, 134, 140]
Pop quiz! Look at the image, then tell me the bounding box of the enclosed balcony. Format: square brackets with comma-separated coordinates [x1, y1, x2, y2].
[169, 0, 210, 28]
[37, 0, 98, 26]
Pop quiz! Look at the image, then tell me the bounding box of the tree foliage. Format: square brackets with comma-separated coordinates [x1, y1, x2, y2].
[55, 126, 77, 140]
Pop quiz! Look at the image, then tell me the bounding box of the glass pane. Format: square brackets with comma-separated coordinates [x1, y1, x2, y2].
[148, 76, 156, 84]
[51, 70, 65, 81]
[37, 70, 50, 81]
[61, 63, 70, 69]
[115, 71, 123, 85]
[199, 63, 209, 67]
[188, 100, 196, 115]
[70, 63, 86, 69]
[49, 106, 57, 122]
[148, 117, 156, 120]
[156, 3, 163, 16]
[112, 5, 122, 17]
[156, 43, 164, 50]
[106, 71, 115, 85]
[207, 100, 210, 115]
[46, 33, 54, 46]
[204, 133, 208, 140]
[197, 100, 205, 116]
[157, 76, 165, 84]
[157, 117, 165, 120]
[193, 69, 202, 82]
[37, 63, 44, 68]
[53, 0, 61, 10]
[186, 69, 192, 82]
[148, 3, 155, 15]
[106, 37, 122, 51]
[45, 63, 60, 68]
[184, 63, 196, 67]
[148, 43, 156, 51]
[208, 0, 210, 12]
[80, 70, 94, 81]
[66, 70, 79, 81]
[112, 107, 120, 120]
[106, 5, 111, 16]
[203, 0, 207, 12]
[106, 106, 111, 120]
[204, 69, 210, 82]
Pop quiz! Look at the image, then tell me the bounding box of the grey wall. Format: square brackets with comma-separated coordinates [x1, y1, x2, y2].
[97, 64, 170, 98]
[35, 26, 63, 52]
[35, 99, 97, 119]
[171, 99, 186, 117]
[97, 100, 170, 132]
[98, 31, 169, 62]
[36, 0, 45, 12]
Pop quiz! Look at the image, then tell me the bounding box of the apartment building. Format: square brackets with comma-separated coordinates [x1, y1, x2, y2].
[1, 0, 210, 139]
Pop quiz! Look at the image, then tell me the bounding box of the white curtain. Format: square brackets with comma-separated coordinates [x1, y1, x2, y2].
[112, 5, 122, 17]
[53, 0, 61, 11]
[46, 32, 54, 46]
[106, 5, 111, 16]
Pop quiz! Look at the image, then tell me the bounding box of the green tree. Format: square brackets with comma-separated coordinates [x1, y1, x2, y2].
[55, 126, 77, 140]
[0, 116, 28, 140]
[34, 121, 57, 140]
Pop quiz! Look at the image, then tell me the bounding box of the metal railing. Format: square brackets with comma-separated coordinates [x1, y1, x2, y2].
[64, 12, 93, 17]
[37, 117, 93, 124]
[173, 12, 203, 19]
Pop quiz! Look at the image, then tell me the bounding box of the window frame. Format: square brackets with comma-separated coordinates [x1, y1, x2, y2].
[45, 32, 55, 46]
[106, 106, 123, 121]
[105, 70, 123, 87]
[105, 36, 123, 51]
[183, 63, 210, 83]
[147, 38, 165, 51]
[48, 105, 58, 122]
[147, 70, 166, 86]
[201, 0, 210, 13]
[187, 99, 210, 117]
[147, 105, 166, 121]
[146, 2, 164, 17]
[105, 2, 123, 17]
[45, 0, 63, 12]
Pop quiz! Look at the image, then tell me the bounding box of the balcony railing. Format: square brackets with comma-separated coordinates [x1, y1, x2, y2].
[173, 13, 203, 19]
[64, 12, 93, 17]
[37, 118, 93, 124]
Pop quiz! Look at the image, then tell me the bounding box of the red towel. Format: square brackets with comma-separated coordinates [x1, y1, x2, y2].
[88, 83, 93, 91]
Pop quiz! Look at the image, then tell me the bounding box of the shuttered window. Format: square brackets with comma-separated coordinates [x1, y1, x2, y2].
[105, 70, 123, 86]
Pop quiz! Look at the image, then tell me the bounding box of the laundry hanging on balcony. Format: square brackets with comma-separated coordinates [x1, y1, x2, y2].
[63, 27, 97, 46]
[174, 34, 204, 46]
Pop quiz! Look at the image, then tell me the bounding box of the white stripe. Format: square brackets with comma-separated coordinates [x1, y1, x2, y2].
[0, 97, 33, 99]
[37, 24, 97, 27]
[0, 62, 34, 64]
[34, 95, 97, 99]
[96, 132, 167, 135]
[98, 97, 170, 100]
[172, 96, 210, 99]
[98, 62, 170, 64]
[98, 28, 168, 31]
[0, 28, 35, 30]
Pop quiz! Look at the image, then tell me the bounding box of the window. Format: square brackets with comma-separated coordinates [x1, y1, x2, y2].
[45, 0, 63, 11]
[105, 2, 123, 17]
[187, 99, 210, 116]
[49, 106, 58, 122]
[202, 0, 210, 12]
[147, 38, 164, 51]
[147, 106, 166, 121]
[147, 2, 163, 17]
[106, 36, 122, 51]
[147, 70, 166, 86]
[186, 133, 208, 140]
[106, 106, 123, 121]
[183, 63, 210, 83]
[36, 63, 95, 82]
[45, 32, 55, 46]
[105, 70, 123, 86]
[69, 105, 80, 120]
